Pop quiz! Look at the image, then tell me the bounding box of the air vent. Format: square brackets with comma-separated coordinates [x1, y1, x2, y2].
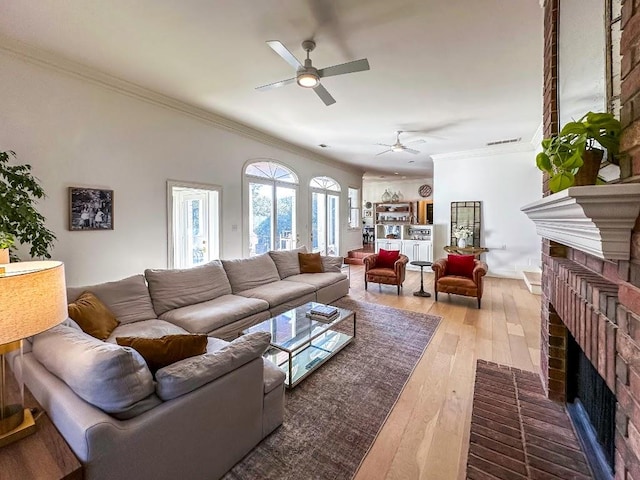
[318, 144, 329, 148]
[486, 137, 522, 146]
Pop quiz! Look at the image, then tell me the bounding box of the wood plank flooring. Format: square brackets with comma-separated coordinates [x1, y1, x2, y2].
[347, 264, 542, 480]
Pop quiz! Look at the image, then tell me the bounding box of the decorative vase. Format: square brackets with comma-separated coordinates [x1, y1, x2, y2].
[381, 189, 392, 202]
[458, 238, 467, 248]
[0, 248, 8, 264]
[391, 192, 399, 202]
[574, 148, 604, 187]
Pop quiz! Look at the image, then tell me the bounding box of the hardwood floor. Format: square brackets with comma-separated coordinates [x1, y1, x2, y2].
[347, 264, 542, 480]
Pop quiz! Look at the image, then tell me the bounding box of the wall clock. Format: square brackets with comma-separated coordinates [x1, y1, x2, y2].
[418, 184, 432, 198]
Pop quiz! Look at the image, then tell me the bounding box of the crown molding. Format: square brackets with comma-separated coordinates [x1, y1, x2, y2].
[431, 142, 535, 162]
[363, 176, 431, 184]
[521, 184, 640, 260]
[0, 35, 364, 176]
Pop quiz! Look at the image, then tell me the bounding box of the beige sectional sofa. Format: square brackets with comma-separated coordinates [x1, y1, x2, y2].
[12, 248, 349, 480]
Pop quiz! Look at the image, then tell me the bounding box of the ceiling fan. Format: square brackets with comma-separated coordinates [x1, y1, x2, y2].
[376, 131, 426, 155]
[255, 39, 370, 106]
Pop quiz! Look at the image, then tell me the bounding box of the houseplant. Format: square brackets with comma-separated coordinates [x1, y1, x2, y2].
[453, 225, 473, 248]
[536, 111, 621, 193]
[0, 150, 56, 259]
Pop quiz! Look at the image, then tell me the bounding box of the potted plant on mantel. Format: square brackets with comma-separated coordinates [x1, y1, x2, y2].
[536, 112, 622, 193]
[0, 150, 56, 262]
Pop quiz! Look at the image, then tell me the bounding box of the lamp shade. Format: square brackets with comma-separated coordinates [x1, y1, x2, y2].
[0, 261, 67, 344]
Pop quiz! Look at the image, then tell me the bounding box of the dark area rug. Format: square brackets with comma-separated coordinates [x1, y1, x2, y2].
[223, 298, 441, 480]
[466, 360, 593, 479]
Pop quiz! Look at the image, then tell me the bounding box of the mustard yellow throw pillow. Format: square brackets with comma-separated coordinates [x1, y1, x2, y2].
[298, 252, 324, 273]
[68, 291, 120, 340]
[116, 334, 208, 374]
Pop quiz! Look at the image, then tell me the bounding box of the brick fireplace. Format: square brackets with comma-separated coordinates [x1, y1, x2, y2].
[539, 1, 640, 478]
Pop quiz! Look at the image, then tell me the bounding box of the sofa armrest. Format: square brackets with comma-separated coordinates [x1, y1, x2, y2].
[432, 258, 447, 281]
[364, 254, 379, 271]
[473, 261, 488, 279]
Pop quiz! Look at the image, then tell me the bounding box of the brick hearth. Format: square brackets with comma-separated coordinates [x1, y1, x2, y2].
[467, 361, 591, 479]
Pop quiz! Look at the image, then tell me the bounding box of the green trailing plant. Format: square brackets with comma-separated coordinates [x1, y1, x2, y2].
[0, 150, 56, 258]
[536, 112, 621, 193]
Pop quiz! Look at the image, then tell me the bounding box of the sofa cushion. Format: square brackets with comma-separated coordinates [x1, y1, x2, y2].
[321, 255, 343, 273]
[159, 294, 269, 334]
[268, 246, 307, 279]
[284, 272, 347, 290]
[116, 334, 208, 374]
[67, 274, 157, 325]
[67, 291, 120, 340]
[298, 252, 324, 273]
[155, 332, 271, 401]
[145, 261, 232, 316]
[236, 280, 316, 308]
[446, 254, 475, 278]
[222, 254, 280, 293]
[32, 324, 154, 414]
[106, 319, 190, 343]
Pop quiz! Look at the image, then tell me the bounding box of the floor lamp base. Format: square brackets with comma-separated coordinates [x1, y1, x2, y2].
[0, 408, 36, 448]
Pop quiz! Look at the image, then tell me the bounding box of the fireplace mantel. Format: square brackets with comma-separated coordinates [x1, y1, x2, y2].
[521, 184, 640, 260]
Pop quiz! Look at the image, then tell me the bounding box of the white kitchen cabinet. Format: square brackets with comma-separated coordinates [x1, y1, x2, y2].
[403, 241, 433, 269]
[375, 239, 403, 253]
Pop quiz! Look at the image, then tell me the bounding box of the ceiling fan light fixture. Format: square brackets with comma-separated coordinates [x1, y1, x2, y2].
[297, 72, 319, 88]
[391, 145, 404, 152]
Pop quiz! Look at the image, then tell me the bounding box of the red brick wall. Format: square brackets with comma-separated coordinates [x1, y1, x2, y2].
[541, 0, 640, 477]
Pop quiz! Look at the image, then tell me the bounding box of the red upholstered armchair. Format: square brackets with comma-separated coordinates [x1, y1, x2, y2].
[364, 252, 409, 295]
[431, 255, 488, 308]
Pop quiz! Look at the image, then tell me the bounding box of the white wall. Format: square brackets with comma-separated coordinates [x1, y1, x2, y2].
[0, 51, 363, 285]
[432, 147, 542, 278]
[363, 177, 432, 205]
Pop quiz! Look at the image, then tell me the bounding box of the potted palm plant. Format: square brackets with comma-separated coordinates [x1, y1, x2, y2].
[0, 150, 56, 261]
[536, 112, 621, 193]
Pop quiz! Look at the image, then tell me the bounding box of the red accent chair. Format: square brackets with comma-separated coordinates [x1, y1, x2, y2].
[431, 256, 488, 308]
[364, 253, 409, 295]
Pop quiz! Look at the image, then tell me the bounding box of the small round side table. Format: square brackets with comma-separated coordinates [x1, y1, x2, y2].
[410, 260, 432, 297]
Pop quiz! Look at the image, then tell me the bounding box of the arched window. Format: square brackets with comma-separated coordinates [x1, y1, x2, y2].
[310, 176, 341, 255]
[245, 161, 298, 256]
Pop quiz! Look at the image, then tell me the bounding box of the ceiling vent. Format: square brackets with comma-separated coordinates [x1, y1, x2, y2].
[318, 144, 329, 148]
[486, 137, 522, 146]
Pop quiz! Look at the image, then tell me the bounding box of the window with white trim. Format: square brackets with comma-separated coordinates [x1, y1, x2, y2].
[245, 161, 298, 256]
[310, 176, 340, 255]
[348, 187, 360, 228]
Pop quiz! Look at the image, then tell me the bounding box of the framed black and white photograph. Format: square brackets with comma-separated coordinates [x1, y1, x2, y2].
[69, 187, 114, 231]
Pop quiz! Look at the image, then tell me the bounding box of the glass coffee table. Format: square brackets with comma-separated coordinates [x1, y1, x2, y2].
[243, 302, 356, 388]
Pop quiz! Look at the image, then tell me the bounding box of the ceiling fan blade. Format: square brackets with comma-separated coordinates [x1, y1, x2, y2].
[255, 77, 297, 91]
[376, 149, 392, 156]
[404, 148, 421, 155]
[375, 143, 394, 147]
[405, 139, 426, 145]
[318, 58, 370, 78]
[266, 40, 303, 70]
[313, 83, 336, 106]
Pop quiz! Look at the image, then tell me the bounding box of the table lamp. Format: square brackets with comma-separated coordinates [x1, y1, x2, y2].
[0, 261, 67, 447]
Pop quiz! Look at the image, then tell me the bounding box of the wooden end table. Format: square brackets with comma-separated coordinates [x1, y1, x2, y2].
[410, 260, 432, 297]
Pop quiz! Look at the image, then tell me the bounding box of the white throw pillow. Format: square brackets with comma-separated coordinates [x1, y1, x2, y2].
[32, 324, 154, 414]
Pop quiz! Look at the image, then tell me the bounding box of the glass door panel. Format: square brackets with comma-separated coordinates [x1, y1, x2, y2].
[327, 194, 340, 255]
[276, 186, 296, 251]
[249, 182, 273, 256]
[311, 192, 327, 254]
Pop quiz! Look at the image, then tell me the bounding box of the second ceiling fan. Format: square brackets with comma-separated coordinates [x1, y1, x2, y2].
[256, 39, 370, 106]
[376, 131, 426, 155]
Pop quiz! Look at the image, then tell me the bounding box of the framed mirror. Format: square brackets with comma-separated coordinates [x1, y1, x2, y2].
[450, 201, 481, 247]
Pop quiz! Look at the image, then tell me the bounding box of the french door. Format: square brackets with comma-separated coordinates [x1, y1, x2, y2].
[311, 191, 339, 255]
[248, 181, 296, 256]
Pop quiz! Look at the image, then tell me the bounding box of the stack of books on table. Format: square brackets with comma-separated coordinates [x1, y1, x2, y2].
[307, 305, 339, 322]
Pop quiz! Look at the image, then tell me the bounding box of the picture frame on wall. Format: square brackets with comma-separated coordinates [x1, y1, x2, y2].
[363, 209, 372, 217]
[69, 187, 114, 231]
